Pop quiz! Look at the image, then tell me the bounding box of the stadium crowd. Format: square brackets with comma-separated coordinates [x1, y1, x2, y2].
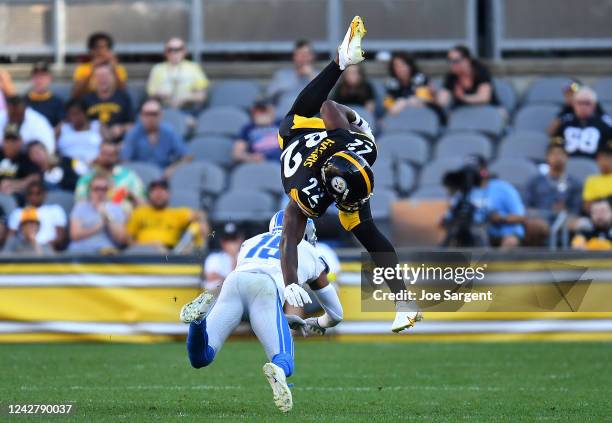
[0, 32, 611, 255]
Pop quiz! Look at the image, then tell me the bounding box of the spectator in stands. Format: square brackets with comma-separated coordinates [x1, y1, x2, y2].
[7, 181, 66, 251]
[383, 52, 434, 116]
[147, 37, 209, 112]
[582, 139, 612, 211]
[0, 69, 15, 112]
[58, 99, 103, 164]
[25, 62, 65, 130]
[0, 128, 40, 197]
[554, 86, 612, 160]
[127, 179, 209, 253]
[572, 199, 612, 250]
[69, 173, 127, 254]
[547, 79, 605, 136]
[436, 45, 498, 110]
[203, 222, 243, 291]
[27, 141, 82, 192]
[330, 64, 375, 114]
[232, 99, 281, 163]
[524, 139, 582, 245]
[75, 141, 145, 212]
[3, 207, 52, 255]
[0, 96, 56, 155]
[442, 155, 525, 249]
[72, 32, 127, 98]
[0, 205, 6, 249]
[82, 63, 133, 142]
[122, 98, 189, 176]
[267, 39, 316, 100]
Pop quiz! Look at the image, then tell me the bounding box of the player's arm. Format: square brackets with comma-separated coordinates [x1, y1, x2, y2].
[280, 200, 308, 288]
[320, 100, 374, 140]
[307, 269, 343, 329]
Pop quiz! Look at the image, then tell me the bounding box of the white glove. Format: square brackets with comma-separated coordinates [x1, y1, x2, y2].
[284, 283, 312, 307]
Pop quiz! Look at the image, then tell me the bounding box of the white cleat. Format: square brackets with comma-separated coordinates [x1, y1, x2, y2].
[179, 291, 215, 323]
[391, 311, 423, 333]
[338, 16, 367, 70]
[263, 362, 293, 413]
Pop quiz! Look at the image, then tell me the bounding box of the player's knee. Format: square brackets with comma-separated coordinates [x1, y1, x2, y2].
[320, 99, 338, 118]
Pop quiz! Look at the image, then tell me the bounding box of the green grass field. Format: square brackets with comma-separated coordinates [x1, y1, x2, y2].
[1, 341, 611, 422]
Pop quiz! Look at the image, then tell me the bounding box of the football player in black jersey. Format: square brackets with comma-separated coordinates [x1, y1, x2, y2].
[278, 16, 421, 333]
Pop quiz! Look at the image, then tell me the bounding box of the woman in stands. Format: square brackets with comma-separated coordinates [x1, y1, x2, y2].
[57, 99, 103, 164]
[436, 45, 498, 110]
[383, 52, 434, 116]
[330, 64, 376, 114]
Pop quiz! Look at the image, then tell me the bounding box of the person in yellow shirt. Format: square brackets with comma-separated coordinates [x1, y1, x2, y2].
[146, 37, 209, 112]
[582, 140, 612, 211]
[127, 179, 209, 252]
[72, 32, 127, 98]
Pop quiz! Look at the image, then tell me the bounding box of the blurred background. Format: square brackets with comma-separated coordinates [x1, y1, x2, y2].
[0, 0, 611, 342]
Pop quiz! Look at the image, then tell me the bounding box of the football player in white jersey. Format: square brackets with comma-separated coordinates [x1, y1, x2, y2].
[179, 211, 343, 413]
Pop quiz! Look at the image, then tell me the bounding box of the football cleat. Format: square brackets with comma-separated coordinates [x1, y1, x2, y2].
[391, 311, 423, 333]
[263, 362, 293, 412]
[179, 291, 215, 323]
[304, 317, 326, 336]
[338, 16, 367, 70]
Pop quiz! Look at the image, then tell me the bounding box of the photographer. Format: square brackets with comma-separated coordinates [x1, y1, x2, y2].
[442, 155, 526, 249]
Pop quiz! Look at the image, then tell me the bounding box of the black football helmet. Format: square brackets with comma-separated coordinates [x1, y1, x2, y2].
[321, 151, 374, 212]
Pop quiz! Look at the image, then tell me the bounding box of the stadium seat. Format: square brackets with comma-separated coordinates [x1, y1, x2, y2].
[212, 190, 275, 222]
[44, 190, 75, 216]
[370, 188, 397, 220]
[566, 157, 599, 183]
[126, 82, 147, 112]
[447, 105, 506, 138]
[594, 77, 612, 103]
[372, 158, 395, 191]
[410, 185, 448, 200]
[603, 102, 612, 116]
[195, 106, 250, 137]
[188, 136, 235, 167]
[489, 158, 539, 190]
[419, 157, 464, 187]
[209, 80, 262, 109]
[493, 78, 518, 113]
[275, 91, 300, 118]
[123, 161, 163, 187]
[396, 161, 417, 194]
[162, 108, 188, 138]
[498, 131, 550, 162]
[0, 193, 17, 216]
[229, 162, 284, 196]
[382, 107, 440, 138]
[376, 133, 429, 166]
[524, 77, 572, 104]
[169, 188, 201, 210]
[513, 104, 559, 133]
[169, 161, 226, 196]
[435, 133, 493, 161]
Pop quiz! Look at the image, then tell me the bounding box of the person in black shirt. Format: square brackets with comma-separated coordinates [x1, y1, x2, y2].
[383, 52, 434, 116]
[437, 45, 498, 110]
[82, 63, 133, 142]
[547, 80, 605, 136]
[25, 62, 65, 129]
[0, 128, 40, 197]
[330, 64, 375, 114]
[572, 199, 612, 250]
[555, 87, 612, 160]
[27, 141, 83, 192]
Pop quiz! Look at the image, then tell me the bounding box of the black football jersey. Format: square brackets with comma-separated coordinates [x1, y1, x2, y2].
[278, 114, 377, 217]
[557, 113, 612, 159]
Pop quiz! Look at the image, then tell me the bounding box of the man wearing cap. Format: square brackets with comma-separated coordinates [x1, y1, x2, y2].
[583, 139, 612, 211]
[203, 222, 244, 291]
[0, 96, 55, 155]
[555, 86, 612, 160]
[25, 62, 65, 129]
[127, 179, 209, 253]
[0, 128, 41, 196]
[3, 207, 52, 255]
[232, 99, 281, 163]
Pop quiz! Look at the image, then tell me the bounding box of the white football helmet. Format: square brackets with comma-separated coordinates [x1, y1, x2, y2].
[269, 210, 317, 246]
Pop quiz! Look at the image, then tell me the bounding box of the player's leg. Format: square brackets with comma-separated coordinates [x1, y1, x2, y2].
[184, 273, 244, 368]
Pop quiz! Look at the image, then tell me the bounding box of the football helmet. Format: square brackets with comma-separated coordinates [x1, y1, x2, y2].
[321, 151, 374, 212]
[269, 210, 317, 246]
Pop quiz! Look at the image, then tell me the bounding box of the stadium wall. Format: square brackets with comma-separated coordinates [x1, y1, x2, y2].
[0, 253, 611, 343]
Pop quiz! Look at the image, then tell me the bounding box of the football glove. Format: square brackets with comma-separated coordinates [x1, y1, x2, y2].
[284, 283, 312, 308]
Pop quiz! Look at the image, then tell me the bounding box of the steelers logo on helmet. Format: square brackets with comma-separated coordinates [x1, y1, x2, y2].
[321, 150, 374, 212]
[331, 176, 347, 194]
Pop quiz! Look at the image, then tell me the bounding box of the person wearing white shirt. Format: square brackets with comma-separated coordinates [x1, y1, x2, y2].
[58, 99, 103, 163]
[0, 96, 55, 155]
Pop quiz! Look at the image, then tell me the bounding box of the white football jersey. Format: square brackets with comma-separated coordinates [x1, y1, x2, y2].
[233, 231, 327, 294]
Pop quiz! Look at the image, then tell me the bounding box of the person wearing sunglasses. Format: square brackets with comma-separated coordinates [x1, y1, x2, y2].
[436, 45, 498, 110]
[555, 86, 612, 160]
[146, 37, 209, 111]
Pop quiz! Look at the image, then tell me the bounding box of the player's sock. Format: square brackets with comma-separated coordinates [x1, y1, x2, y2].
[271, 353, 294, 377]
[287, 61, 343, 118]
[186, 320, 216, 368]
[311, 284, 343, 328]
